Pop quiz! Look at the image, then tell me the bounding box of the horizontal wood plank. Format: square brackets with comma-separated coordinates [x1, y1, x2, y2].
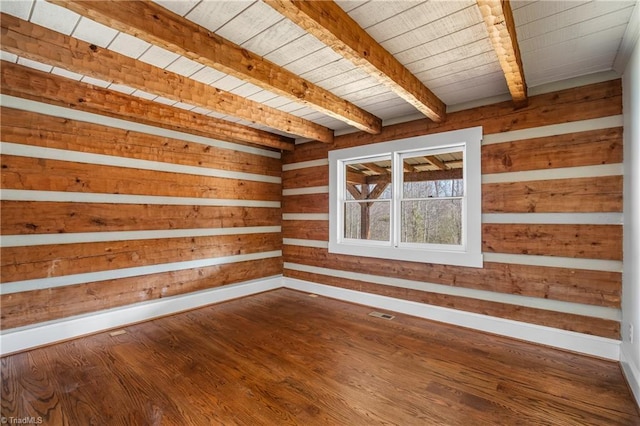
[483, 176, 622, 213]
[282, 220, 328, 241]
[481, 127, 623, 174]
[1, 258, 282, 329]
[1, 233, 281, 283]
[482, 224, 622, 260]
[283, 193, 328, 214]
[1, 155, 281, 201]
[1, 201, 280, 235]
[0, 61, 293, 150]
[284, 269, 619, 339]
[282, 141, 329, 165]
[1, 108, 282, 177]
[283, 245, 621, 308]
[282, 165, 328, 189]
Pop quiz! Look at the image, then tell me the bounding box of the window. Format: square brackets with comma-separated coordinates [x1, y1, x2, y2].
[329, 127, 483, 268]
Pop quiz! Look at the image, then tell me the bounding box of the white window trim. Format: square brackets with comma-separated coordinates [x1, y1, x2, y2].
[329, 126, 483, 268]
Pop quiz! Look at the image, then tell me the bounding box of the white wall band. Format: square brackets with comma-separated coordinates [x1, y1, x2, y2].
[1, 189, 281, 208]
[1, 226, 281, 247]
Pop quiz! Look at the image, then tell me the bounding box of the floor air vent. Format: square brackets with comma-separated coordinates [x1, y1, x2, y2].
[369, 311, 395, 320]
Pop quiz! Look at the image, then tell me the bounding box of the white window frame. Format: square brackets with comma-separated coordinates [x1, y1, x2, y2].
[328, 126, 483, 268]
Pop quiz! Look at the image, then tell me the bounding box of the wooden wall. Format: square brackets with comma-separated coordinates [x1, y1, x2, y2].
[0, 66, 625, 344]
[0, 69, 283, 330]
[282, 80, 624, 340]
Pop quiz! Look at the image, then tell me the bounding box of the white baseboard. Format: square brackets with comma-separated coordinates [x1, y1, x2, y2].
[620, 346, 640, 407]
[0, 276, 282, 356]
[1, 275, 623, 363]
[283, 277, 622, 361]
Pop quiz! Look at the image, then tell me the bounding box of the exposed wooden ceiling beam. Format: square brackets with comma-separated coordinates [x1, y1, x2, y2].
[361, 163, 390, 176]
[47, 0, 382, 135]
[403, 163, 417, 173]
[425, 155, 448, 171]
[346, 170, 367, 185]
[0, 60, 294, 151]
[476, 0, 528, 107]
[0, 13, 333, 144]
[264, 0, 446, 123]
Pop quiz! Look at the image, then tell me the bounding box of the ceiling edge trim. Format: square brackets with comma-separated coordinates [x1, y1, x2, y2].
[613, 0, 640, 73]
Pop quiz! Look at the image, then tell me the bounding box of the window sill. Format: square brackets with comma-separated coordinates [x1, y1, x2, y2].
[328, 242, 484, 268]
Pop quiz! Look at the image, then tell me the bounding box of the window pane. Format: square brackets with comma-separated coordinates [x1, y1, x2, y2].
[345, 158, 392, 201]
[344, 201, 390, 241]
[401, 199, 462, 245]
[403, 152, 463, 198]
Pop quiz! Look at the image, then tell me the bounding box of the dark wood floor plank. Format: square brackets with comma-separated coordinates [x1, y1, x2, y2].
[0, 351, 67, 424]
[1, 289, 638, 425]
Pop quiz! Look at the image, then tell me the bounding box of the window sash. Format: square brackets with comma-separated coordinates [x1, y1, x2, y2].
[342, 199, 391, 243]
[339, 151, 468, 246]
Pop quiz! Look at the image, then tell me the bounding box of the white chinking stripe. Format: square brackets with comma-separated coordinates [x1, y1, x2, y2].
[1, 142, 280, 184]
[282, 213, 623, 225]
[482, 213, 623, 225]
[482, 115, 623, 145]
[281, 239, 621, 272]
[483, 163, 623, 184]
[483, 253, 622, 273]
[0, 226, 281, 247]
[283, 238, 327, 248]
[0, 250, 282, 295]
[0, 189, 280, 207]
[283, 262, 620, 321]
[282, 213, 329, 221]
[282, 186, 329, 196]
[282, 159, 328, 171]
[1, 95, 281, 159]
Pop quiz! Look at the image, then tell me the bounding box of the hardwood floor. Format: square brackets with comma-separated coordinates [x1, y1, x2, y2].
[1, 289, 638, 425]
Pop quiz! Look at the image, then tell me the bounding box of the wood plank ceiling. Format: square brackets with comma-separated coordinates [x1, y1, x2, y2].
[1, 0, 637, 149]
